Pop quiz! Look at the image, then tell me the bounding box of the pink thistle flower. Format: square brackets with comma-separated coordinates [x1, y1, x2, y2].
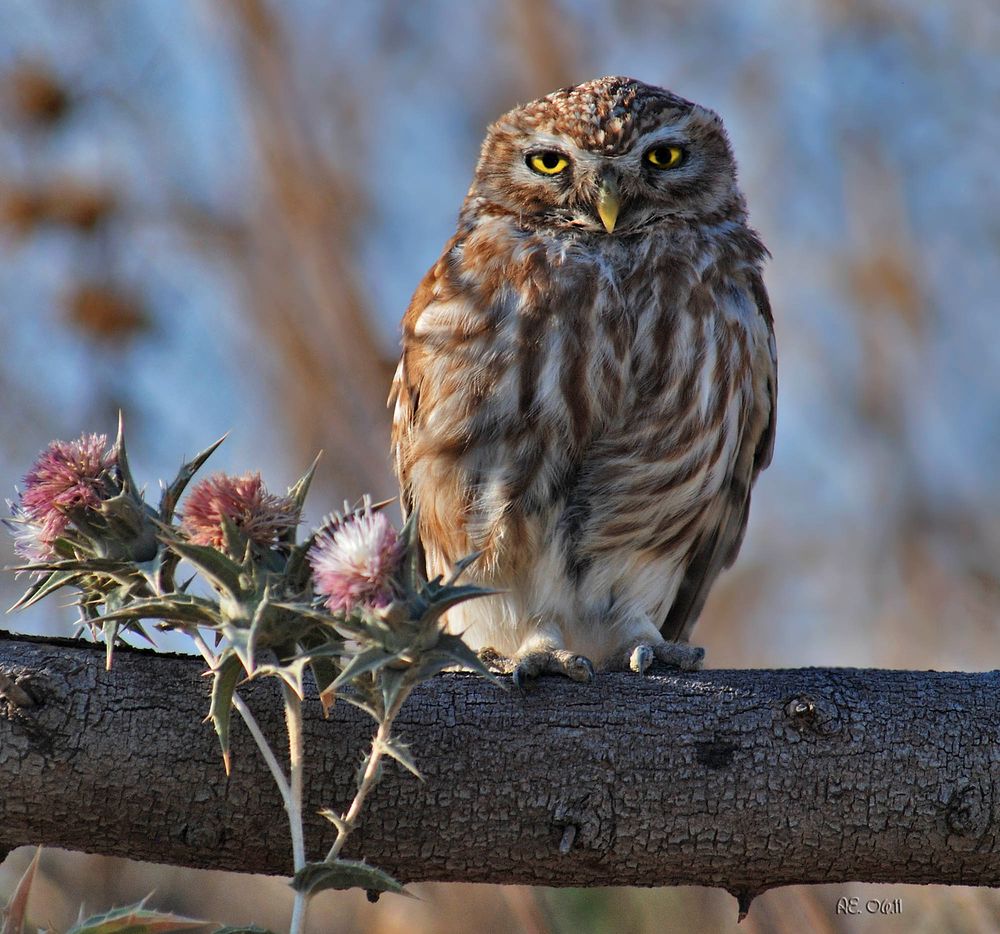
[4, 499, 56, 563]
[20, 433, 115, 545]
[180, 472, 298, 549]
[309, 506, 403, 613]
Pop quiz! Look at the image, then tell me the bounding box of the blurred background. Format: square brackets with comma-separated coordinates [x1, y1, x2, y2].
[1, 0, 998, 931]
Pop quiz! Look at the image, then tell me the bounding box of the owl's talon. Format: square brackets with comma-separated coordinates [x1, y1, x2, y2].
[477, 646, 513, 674]
[612, 641, 705, 672]
[629, 644, 654, 674]
[512, 650, 595, 689]
[567, 655, 596, 682]
[654, 641, 705, 671]
[512, 665, 532, 693]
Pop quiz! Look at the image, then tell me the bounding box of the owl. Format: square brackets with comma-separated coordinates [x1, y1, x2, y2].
[390, 77, 776, 685]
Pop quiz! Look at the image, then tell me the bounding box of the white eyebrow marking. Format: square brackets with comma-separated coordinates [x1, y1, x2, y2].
[526, 132, 602, 165]
[632, 112, 695, 146]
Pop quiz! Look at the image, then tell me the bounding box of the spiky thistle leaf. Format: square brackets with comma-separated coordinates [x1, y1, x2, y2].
[1, 846, 40, 934]
[96, 593, 222, 627]
[332, 647, 405, 690]
[280, 452, 322, 545]
[158, 433, 227, 524]
[291, 859, 409, 898]
[65, 899, 206, 934]
[207, 650, 244, 775]
[378, 736, 422, 780]
[112, 411, 138, 497]
[9, 568, 82, 611]
[158, 534, 244, 598]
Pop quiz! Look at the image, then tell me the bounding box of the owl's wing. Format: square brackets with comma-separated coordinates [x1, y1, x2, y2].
[388, 359, 415, 519]
[661, 272, 777, 642]
[388, 270, 437, 580]
[388, 241, 457, 521]
[388, 293, 429, 521]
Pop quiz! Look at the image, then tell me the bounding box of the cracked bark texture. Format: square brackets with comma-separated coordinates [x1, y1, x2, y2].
[1, 630, 999, 900]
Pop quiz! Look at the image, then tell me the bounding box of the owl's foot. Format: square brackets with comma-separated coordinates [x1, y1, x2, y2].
[613, 640, 705, 674]
[512, 649, 595, 690]
[477, 646, 514, 674]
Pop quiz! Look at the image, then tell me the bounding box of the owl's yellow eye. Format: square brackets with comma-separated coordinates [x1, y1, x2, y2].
[528, 151, 570, 176]
[645, 145, 685, 169]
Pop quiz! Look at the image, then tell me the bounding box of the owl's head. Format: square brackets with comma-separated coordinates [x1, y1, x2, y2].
[466, 76, 743, 236]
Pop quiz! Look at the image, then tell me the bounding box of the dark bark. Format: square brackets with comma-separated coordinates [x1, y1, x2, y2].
[1, 630, 998, 905]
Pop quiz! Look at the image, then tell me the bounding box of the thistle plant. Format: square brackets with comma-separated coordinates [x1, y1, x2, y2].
[6, 418, 498, 934]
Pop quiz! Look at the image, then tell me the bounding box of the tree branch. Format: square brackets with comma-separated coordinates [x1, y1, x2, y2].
[1, 630, 998, 906]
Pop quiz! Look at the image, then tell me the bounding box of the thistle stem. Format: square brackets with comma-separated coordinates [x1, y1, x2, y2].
[231, 694, 292, 803]
[282, 683, 309, 934]
[326, 712, 396, 862]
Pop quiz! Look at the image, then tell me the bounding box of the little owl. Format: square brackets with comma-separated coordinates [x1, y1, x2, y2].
[390, 77, 776, 685]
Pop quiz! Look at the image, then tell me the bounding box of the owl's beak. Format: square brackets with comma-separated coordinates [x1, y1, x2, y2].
[596, 176, 620, 233]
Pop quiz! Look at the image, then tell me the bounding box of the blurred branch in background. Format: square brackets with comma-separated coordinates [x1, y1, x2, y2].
[220, 0, 396, 499]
